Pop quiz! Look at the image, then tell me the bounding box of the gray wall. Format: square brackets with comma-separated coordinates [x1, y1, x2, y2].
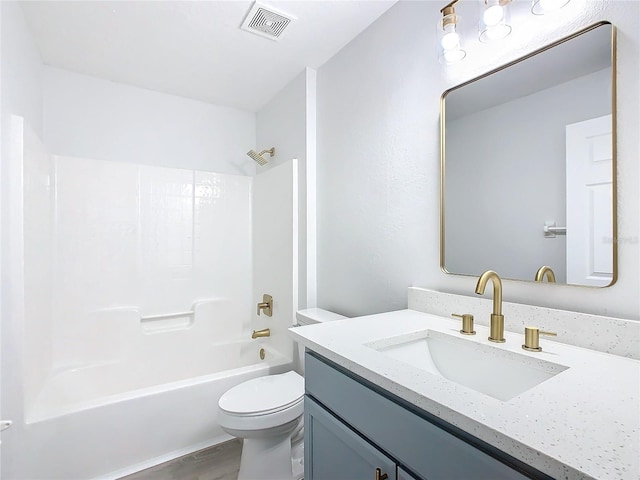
[317, 2, 432, 316]
[316, 0, 639, 320]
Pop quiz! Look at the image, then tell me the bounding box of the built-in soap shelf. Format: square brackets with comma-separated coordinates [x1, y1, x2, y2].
[140, 309, 195, 333]
[91, 298, 235, 335]
[137, 298, 226, 333]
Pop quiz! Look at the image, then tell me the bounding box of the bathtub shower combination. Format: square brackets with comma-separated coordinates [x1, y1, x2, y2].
[3, 117, 297, 479]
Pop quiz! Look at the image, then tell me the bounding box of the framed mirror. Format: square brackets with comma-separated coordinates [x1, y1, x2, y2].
[441, 22, 616, 287]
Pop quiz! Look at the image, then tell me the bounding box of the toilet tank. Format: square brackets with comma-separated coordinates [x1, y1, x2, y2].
[296, 308, 346, 326]
[294, 308, 346, 373]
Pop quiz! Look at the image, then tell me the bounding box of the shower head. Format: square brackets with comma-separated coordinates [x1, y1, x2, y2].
[247, 147, 275, 166]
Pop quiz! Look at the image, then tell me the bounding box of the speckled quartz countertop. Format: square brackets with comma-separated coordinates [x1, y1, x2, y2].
[289, 309, 640, 480]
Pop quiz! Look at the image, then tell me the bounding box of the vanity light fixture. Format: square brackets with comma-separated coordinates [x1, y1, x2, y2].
[531, 0, 571, 15]
[479, 0, 513, 42]
[438, 0, 466, 64]
[438, 0, 574, 66]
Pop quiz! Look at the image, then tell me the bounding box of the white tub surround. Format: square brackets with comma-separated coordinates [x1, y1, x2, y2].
[252, 159, 299, 362]
[409, 287, 640, 360]
[3, 119, 300, 479]
[289, 310, 640, 480]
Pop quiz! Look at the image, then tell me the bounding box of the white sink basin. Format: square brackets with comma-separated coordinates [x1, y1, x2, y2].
[366, 330, 568, 401]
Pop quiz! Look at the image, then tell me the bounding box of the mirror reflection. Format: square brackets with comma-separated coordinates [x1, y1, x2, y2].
[441, 22, 615, 287]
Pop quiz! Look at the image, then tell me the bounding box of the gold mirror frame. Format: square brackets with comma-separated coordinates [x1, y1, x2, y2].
[440, 21, 617, 287]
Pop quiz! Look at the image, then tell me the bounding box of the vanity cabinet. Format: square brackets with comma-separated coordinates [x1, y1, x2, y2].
[304, 351, 552, 480]
[305, 397, 398, 480]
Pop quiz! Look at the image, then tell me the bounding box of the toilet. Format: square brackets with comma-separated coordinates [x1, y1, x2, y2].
[217, 308, 346, 480]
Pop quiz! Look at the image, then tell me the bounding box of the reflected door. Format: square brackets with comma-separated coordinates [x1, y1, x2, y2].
[566, 114, 613, 286]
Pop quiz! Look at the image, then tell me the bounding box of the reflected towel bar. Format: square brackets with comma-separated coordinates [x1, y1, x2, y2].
[141, 310, 194, 321]
[543, 223, 567, 237]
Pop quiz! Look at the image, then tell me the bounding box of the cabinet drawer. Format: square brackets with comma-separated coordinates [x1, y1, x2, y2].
[305, 351, 548, 480]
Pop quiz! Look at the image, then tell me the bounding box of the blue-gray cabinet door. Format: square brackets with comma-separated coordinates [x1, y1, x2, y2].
[398, 467, 420, 480]
[305, 396, 396, 480]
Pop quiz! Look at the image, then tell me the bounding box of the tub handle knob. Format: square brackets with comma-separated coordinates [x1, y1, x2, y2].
[257, 294, 273, 317]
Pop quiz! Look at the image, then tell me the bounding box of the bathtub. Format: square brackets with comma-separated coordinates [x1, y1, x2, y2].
[8, 339, 292, 480]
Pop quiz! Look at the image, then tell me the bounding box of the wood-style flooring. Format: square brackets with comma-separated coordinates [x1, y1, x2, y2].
[121, 439, 242, 480]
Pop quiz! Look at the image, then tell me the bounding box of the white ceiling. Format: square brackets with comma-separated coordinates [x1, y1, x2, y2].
[21, 0, 397, 112]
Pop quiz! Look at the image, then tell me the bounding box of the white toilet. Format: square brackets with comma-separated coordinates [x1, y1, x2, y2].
[217, 308, 346, 480]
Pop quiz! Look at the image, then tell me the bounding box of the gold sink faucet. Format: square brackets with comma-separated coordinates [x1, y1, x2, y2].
[475, 270, 505, 343]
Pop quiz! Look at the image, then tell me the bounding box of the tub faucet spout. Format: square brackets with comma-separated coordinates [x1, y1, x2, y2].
[252, 328, 270, 339]
[475, 270, 505, 343]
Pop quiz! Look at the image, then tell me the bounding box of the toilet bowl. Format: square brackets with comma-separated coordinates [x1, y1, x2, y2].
[218, 371, 304, 480]
[217, 308, 346, 480]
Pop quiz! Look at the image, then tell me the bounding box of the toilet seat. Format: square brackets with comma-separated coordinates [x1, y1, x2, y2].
[219, 371, 304, 416]
[217, 371, 304, 432]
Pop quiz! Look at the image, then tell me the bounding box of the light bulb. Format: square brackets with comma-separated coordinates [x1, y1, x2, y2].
[437, 10, 465, 65]
[479, 0, 511, 43]
[441, 30, 460, 51]
[483, 5, 504, 27]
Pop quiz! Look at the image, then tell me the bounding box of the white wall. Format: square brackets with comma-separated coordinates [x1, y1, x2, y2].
[256, 69, 315, 311]
[0, 2, 44, 465]
[446, 68, 611, 283]
[257, 72, 307, 173]
[43, 67, 256, 175]
[317, 0, 639, 320]
[0, 2, 43, 138]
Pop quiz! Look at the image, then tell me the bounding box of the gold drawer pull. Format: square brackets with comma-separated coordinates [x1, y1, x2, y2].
[375, 467, 388, 480]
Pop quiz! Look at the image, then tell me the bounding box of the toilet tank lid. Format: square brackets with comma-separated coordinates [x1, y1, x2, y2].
[296, 308, 346, 325]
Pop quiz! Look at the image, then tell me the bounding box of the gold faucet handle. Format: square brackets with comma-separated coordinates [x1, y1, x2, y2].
[452, 313, 476, 335]
[522, 326, 557, 352]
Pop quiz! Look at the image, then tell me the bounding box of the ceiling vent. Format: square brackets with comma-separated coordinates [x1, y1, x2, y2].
[240, 2, 294, 41]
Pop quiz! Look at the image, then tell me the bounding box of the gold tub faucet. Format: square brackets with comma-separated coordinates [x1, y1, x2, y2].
[251, 328, 271, 339]
[475, 270, 505, 343]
